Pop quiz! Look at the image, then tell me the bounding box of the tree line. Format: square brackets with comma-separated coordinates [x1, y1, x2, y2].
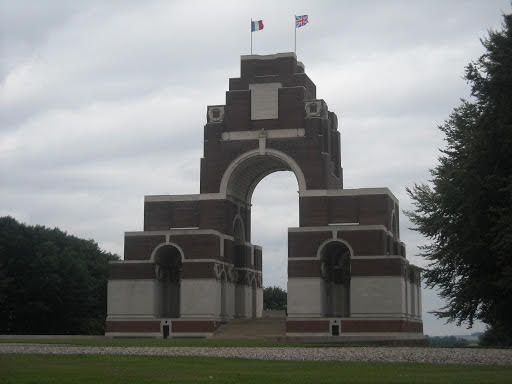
[263, 286, 287, 311]
[0, 216, 118, 335]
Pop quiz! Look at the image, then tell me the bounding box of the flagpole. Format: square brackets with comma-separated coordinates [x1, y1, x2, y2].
[294, 15, 296, 54]
[251, 18, 253, 54]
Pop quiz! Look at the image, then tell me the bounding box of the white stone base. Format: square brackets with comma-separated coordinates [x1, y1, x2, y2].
[287, 277, 322, 317]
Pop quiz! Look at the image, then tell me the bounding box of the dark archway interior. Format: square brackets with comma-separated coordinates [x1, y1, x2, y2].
[220, 271, 227, 319]
[154, 245, 182, 318]
[321, 242, 351, 317]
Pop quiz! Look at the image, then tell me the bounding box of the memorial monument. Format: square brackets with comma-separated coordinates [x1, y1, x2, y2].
[106, 52, 424, 342]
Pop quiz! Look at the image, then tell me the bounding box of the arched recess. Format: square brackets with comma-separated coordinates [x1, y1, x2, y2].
[150, 242, 185, 263]
[220, 270, 228, 319]
[233, 215, 246, 244]
[219, 148, 307, 203]
[153, 244, 183, 318]
[233, 215, 246, 269]
[320, 241, 351, 317]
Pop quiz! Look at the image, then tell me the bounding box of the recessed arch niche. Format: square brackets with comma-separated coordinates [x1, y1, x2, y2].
[320, 241, 351, 317]
[154, 244, 182, 318]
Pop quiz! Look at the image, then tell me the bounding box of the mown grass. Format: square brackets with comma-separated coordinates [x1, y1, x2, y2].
[1, 354, 511, 384]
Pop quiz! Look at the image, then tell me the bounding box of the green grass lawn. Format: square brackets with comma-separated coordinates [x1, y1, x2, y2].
[1, 354, 511, 384]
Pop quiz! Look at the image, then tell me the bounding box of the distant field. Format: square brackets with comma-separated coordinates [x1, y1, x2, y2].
[1, 354, 511, 384]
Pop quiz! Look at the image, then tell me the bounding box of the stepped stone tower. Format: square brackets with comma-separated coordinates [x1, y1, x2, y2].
[106, 52, 424, 342]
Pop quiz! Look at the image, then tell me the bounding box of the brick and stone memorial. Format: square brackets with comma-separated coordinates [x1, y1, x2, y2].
[106, 52, 424, 342]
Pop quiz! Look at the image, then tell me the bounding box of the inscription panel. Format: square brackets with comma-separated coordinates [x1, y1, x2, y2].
[249, 82, 281, 120]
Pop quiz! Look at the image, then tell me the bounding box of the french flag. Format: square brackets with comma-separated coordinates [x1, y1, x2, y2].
[251, 20, 264, 32]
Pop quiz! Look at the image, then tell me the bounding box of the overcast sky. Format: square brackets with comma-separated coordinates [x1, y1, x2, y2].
[1, 0, 510, 336]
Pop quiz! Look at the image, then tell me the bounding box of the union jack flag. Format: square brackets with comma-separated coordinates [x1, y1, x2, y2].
[296, 15, 308, 28]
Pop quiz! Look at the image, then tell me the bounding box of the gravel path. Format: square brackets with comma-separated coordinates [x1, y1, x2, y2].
[1, 343, 511, 365]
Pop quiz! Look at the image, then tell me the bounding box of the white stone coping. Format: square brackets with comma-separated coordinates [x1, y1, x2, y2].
[124, 229, 260, 248]
[300, 187, 398, 204]
[287, 224, 388, 232]
[221, 128, 305, 141]
[123, 229, 262, 261]
[144, 193, 223, 202]
[144, 187, 398, 203]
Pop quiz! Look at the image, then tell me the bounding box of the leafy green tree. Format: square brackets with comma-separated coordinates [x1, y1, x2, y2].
[406, 12, 512, 345]
[0, 216, 118, 334]
[263, 286, 287, 311]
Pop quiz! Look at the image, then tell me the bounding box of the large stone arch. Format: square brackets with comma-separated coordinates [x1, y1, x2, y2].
[108, 52, 424, 342]
[219, 148, 306, 203]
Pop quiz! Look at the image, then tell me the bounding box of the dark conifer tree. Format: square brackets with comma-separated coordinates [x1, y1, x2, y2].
[406, 12, 512, 345]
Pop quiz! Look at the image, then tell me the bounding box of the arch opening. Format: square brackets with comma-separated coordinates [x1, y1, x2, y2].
[222, 150, 303, 318]
[252, 171, 299, 297]
[320, 241, 351, 317]
[220, 149, 306, 204]
[154, 245, 182, 318]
